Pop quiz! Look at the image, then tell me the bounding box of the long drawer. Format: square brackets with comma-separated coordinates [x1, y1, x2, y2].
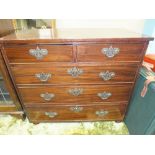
[26, 104, 126, 122]
[77, 43, 144, 62]
[4, 44, 73, 63]
[11, 63, 138, 84]
[18, 84, 132, 105]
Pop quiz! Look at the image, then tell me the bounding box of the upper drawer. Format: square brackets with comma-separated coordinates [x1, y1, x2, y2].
[77, 43, 144, 62]
[4, 45, 73, 63]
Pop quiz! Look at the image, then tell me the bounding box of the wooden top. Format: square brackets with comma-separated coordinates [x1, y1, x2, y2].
[0, 28, 154, 43]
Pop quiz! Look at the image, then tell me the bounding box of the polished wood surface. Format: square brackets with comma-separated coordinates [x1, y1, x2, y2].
[0, 105, 18, 112]
[0, 51, 22, 110]
[77, 43, 144, 62]
[18, 84, 132, 105]
[26, 104, 126, 122]
[0, 28, 153, 122]
[0, 45, 23, 118]
[11, 63, 138, 85]
[4, 44, 73, 63]
[0, 28, 153, 43]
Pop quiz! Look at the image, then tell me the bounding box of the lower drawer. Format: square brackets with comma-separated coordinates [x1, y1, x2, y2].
[26, 104, 126, 123]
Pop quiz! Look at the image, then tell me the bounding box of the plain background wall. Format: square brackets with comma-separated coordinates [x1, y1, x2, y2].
[56, 20, 145, 33]
[143, 19, 155, 54]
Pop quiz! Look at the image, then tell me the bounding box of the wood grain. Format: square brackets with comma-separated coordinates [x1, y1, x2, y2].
[18, 84, 132, 105]
[0, 105, 17, 112]
[0, 50, 22, 111]
[4, 44, 73, 63]
[0, 28, 153, 122]
[11, 63, 138, 85]
[77, 43, 144, 62]
[0, 28, 153, 44]
[26, 104, 126, 122]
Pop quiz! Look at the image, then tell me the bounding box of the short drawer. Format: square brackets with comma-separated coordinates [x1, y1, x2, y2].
[77, 43, 144, 62]
[18, 84, 132, 105]
[4, 44, 73, 63]
[26, 104, 126, 122]
[11, 63, 138, 84]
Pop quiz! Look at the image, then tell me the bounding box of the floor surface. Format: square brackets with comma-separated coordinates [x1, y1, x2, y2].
[0, 115, 129, 135]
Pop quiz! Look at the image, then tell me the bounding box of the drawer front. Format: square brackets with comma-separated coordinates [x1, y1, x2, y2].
[26, 104, 126, 122]
[77, 43, 144, 62]
[11, 64, 138, 84]
[18, 85, 132, 105]
[4, 45, 73, 63]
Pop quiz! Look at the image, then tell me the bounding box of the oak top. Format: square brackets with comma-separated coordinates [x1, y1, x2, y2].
[0, 28, 154, 43]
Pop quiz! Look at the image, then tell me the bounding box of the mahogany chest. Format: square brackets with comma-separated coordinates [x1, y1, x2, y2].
[0, 28, 153, 123]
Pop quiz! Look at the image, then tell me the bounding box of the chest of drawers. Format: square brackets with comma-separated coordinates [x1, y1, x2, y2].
[0, 28, 153, 123]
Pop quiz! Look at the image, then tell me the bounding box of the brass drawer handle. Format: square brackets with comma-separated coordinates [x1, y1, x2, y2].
[70, 106, 83, 113]
[45, 112, 58, 118]
[99, 71, 115, 81]
[35, 73, 52, 82]
[29, 46, 48, 60]
[97, 92, 112, 100]
[67, 67, 83, 77]
[101, 46, 119, 58]
[96, 110, 109, 117]
[68, 88, 83, 96]
[40, 92, 55, 101]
